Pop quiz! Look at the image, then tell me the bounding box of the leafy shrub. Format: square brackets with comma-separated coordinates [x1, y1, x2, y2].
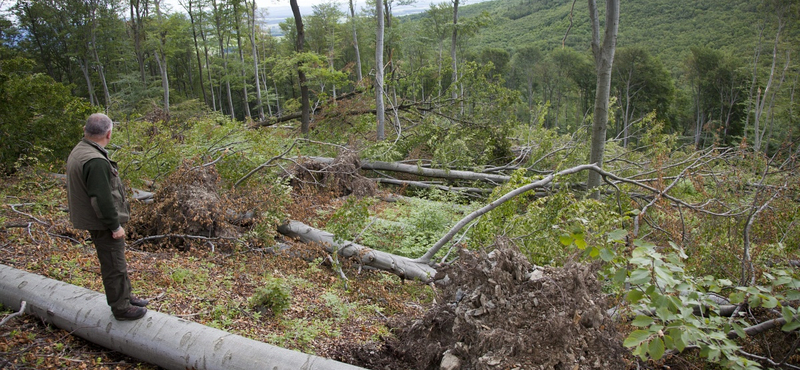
[249, 276, 292, 316]
[0, 57, 93, 173]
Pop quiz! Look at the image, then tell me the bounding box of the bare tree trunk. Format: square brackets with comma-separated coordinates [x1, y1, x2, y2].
[290, 0, 310, 135]
[88, 0, 110, 109]
[185, 0, 208, 106]
[586, 0, 620, 197]
[78, 57, 97, 106]
[450, 0, 459, 101]
[154, 0, 170, 114]
[212, 0, 235, 120]
[248, 0, 264, 121]
[0, 264, 366, 370]
[278, 221, 437, 281]
[349, 0, 363, 82]
[199, 20, 217, 111]
[753, 18, 784, 153]
[232, 0, 251, 119]
[375, 0, 386, 140]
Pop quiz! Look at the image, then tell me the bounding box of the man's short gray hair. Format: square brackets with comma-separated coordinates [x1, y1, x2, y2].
[84, 113, 113, 137]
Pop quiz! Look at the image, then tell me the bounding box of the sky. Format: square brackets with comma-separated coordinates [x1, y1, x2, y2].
[252, 0, 491, 35]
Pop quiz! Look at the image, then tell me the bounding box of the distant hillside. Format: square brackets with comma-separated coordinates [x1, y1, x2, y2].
[409, 0, 796, 75]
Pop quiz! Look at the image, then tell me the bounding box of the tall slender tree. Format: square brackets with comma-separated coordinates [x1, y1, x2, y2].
[247, 0, 264, 120]
[290, 0, 310, 134]
[183, 0, 208, 106]
[232, 0, 251, 119]
[376, 0, 386, 140]
[211, 0, 235, 119]
[586, 0, 620, 196]
[348, 0, 362, 83]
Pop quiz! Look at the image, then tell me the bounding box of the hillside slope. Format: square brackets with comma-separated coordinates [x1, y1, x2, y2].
[431, 0, 793, 73]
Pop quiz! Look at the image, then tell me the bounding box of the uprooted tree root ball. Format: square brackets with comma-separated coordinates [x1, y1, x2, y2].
[128, 161, 258, 250]
[289, 150, 377, 197]
[336, 239, 627, 370]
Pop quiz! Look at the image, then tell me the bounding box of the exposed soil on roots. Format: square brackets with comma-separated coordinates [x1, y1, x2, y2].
[289, 150, 377, 197]
[128, 162, 240, 249]
[336, 239, 627, 370]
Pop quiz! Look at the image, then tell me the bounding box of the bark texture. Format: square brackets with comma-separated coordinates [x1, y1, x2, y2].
[278, 220, 436, 281]
[0, 264, 365, 370]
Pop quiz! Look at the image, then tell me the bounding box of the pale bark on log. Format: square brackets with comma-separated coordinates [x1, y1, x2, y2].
[0, 264, 365, 370]
[306, 156, 510, 183]
[278, 220, 437, 281]
[375, 178, 493, 194]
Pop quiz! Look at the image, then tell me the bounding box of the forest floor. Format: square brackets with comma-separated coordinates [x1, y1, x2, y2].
[0, 166, 747, 370]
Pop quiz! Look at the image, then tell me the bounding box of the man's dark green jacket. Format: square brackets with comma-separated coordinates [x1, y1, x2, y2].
[66, 138, 130, 231]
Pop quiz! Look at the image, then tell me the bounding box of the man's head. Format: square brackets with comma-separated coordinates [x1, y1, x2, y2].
[84, 113, 113, 146]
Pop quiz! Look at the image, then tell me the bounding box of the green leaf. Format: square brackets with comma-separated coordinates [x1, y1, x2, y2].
[613, 267, 628, 284]
[631, 315, 654, 327]
[629, 269, 651, 285]
[762, 295, 779, 309]
[607, 229, 627, 242]
[782, 320, 800, 332]
[782, 306, 796, 322]
[574, 238, 587, 250]
[559, 235, 572, 246]
[670, 328, 687, 352]
[599, 248, 615, 262]
[731, 322, 746, 338]
[648, 337, 666, 360]
[787, 290, 800, 301]
[623, 330, 651, 348]
[729, 291, 745, 304]
[627, 290, 644, 303]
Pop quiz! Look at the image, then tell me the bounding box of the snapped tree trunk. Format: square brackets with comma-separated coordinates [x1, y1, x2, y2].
[450, 0, 459, 100]
[0, 264, 365, 370]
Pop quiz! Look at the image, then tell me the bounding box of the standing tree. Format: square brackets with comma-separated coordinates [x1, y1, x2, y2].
[375, 0, 386, 140]
[211, 0, 235, 119]
[247, 0, 264, 121]
[290, 0, 310, 135]
[450, 0, 459, 100]
[182, 0, 208, 107]
[586, 0, 619, 196]
[231, 0, 251, 119]
[348, 0, 362, 83]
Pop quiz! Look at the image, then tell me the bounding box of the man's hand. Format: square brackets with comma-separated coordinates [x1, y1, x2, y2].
[112, 226, 126, 239]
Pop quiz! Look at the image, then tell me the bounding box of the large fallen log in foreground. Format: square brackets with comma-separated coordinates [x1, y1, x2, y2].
[0, 264, 364, 370]
[278, 220, 437, 281]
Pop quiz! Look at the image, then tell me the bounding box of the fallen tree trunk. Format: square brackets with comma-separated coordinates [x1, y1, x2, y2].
[306, 156, 510, 183]
[277, 220, 437, 281]
[375, 178, 493, 195]
[0, 264, 365, 370]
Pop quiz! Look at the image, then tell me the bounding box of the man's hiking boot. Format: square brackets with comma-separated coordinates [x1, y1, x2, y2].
[114, 306, 147, 321]
[130, 296, 149, 307]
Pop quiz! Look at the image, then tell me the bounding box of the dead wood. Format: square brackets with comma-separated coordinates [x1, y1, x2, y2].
[277, 220, 437, 281]
[305, 156, 511, 184]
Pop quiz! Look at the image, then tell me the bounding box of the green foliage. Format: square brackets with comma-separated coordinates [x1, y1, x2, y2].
[469, 169, 624, 265]
[360, 191, 476, 258]
[0, 57, 93, 173]
[249, 276, 292, 317]
[601, 231, 800, 370]
[327, 196, 374, 243]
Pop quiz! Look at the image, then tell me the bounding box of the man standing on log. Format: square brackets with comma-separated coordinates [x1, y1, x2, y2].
[66, 113, 148, 321]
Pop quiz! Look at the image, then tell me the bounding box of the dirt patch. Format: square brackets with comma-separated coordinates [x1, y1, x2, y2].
[289, 150, 376, 197]
[337, 239, 627, 369]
